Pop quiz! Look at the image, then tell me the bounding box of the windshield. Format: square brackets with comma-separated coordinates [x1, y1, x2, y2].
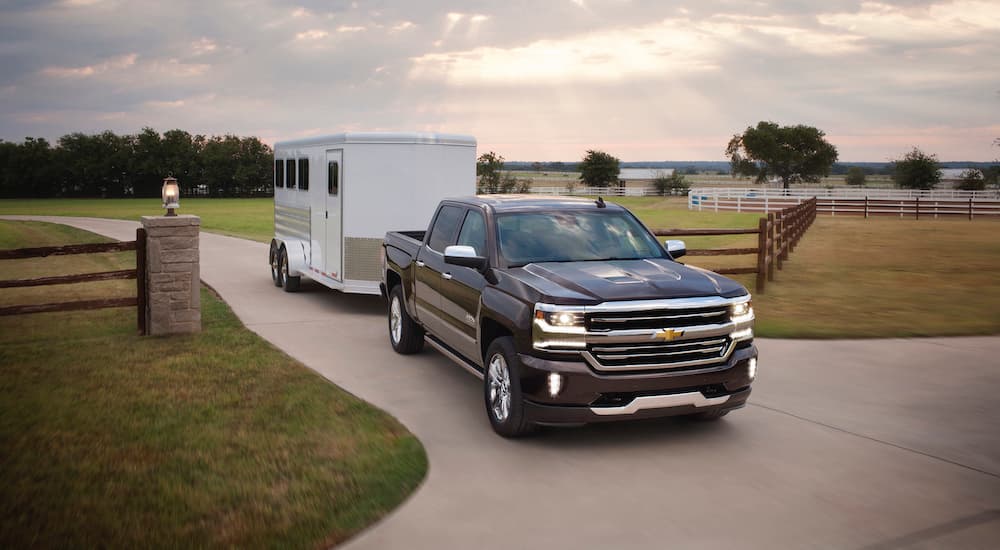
[496, 210, 667, 266]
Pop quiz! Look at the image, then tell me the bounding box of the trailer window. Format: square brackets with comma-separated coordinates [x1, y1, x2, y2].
[427, 205, 464, 253]
[274, 159, 284, 188]
[286, 159, 296, 189]
[328, 161, 339, 195]
[298, 158, 309, 190]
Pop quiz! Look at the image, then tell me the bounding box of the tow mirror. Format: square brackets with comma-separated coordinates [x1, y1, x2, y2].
[665, 239, 686, 259]
[444, 245, 487, 271]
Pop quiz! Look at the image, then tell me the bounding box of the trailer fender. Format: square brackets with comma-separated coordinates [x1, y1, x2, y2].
[276, 237, 309, 277]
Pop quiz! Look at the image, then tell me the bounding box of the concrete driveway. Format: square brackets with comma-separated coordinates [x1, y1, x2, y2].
[5, 216, 999, 549]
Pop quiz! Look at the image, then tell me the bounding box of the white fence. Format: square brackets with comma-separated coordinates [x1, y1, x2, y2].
[687, 188, 1000, 217]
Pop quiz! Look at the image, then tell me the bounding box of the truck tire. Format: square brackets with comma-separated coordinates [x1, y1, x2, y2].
[388, 285, 424, 354]
[280, 247, 301, 292]
[270, 243, 282, 287]
[484, 337, 536, 438]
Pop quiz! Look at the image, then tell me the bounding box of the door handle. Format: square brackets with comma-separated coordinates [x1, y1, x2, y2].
[415, 260, 425, 268]
[441, 272, 453, 280]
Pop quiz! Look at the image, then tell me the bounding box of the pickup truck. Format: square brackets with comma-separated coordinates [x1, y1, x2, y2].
[381, 196, 758, 437]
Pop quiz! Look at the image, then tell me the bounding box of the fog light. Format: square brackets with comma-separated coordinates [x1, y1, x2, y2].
[547, 373, 563, 397]
[748, 357, 757, 380]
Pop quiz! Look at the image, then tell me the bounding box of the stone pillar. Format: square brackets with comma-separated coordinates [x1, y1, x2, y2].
[141, 215, 201, 335]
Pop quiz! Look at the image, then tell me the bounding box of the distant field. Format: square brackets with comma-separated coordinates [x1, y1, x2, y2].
[507, 171, 895, 188]
[2, 196, 997, 338]
[0, 198, 273, 242]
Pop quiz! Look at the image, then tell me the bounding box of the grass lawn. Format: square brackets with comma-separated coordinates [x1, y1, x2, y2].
[0, 221, 427, 547]
[0, 198, 274, 243]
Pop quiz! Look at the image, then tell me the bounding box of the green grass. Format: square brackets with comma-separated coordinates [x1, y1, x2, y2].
[0, 198, 274, 242]
[0, 221, 427, 548]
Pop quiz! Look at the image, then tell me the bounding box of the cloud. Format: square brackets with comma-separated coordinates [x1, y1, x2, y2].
[41, 53, 137, 78]
[1, 0, 998, 161]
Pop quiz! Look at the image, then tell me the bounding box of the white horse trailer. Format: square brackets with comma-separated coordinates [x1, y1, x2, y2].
[269, 132, 477, 294]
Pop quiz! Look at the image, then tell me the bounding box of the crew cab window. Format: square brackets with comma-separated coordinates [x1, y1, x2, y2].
[274, 159, 284, 188]
[298, 158, 309, 190]
[427, 205, 465, 253]
[286, 159, 296, 189]
[456, 210, 486, 256]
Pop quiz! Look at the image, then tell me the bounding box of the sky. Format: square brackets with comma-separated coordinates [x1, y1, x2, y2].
[1, 0, 998, 162]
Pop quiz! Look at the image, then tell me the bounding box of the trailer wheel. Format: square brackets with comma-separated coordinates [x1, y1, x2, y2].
[280, 247, 301, 292]
[388, 285, 424, 354]
[270, 243, 282, 287]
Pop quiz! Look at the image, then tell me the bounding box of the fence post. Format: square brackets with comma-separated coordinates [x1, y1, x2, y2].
[136, 227, 147, 335]
[756, 217, 767, 293]
[776, 211, 785, 267]
[864, 196, 868, 219]
[767, 213, 775, 282]
[969, 197, 974, 220]
[915, 196, 920, 220]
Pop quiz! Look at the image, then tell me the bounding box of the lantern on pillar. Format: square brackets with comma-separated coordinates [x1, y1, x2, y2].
[162, 176, 179, 216]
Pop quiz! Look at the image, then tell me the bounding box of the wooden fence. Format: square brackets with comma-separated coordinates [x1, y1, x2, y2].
[0, 228, 148, 334]
[653, 198, 817, 293]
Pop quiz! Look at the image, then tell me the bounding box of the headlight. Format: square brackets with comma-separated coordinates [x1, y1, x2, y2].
[730, 300, 752, 318]
[535, 310, 584, 327]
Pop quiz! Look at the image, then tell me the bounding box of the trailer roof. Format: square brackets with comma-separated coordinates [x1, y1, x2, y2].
[274, 132, 476, 149]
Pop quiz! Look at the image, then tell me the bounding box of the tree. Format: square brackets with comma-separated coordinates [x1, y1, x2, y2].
[845, 166, 867, 186]
[652, 171, 689, 196]
[891, 148, 941, 190]
[956, 169, 985, 191]
[477, 151, 504, 194]
[982, 165, 1000, 189]
[579, 150, 620, 188]
[725, 121, 839, 190]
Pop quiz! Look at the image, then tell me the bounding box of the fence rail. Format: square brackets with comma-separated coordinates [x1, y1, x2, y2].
[688, 188, 1000, 217]
[653, 198, 817, 293]
[0, 229, 148, 334]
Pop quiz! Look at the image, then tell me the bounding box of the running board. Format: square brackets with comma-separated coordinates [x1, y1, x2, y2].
[424, 335, 484, 380]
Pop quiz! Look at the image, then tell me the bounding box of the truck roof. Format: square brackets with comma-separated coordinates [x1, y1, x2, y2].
[449, 195, 627, 213]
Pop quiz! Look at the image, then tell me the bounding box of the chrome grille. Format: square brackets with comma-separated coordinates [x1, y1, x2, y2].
[588, 337, 729, 370]
[587, 306, 729, 331]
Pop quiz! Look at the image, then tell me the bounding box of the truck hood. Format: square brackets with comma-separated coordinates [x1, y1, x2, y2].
[509, 258, 748, 303]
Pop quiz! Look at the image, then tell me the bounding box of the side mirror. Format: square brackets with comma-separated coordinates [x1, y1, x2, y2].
[665, 239, 686, 259]
[444, 245, 487, 271]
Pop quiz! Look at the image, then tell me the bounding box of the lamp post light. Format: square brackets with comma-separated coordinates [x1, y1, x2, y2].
[162, 176, 180, 216]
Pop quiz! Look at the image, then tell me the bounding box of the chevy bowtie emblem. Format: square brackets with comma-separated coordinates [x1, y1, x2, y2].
[654, 328, 685, 341]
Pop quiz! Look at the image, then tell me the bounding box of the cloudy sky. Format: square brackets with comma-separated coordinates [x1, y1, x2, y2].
[1, 0, 998, 161]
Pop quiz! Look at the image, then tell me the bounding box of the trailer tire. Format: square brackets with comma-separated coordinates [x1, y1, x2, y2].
[388, 285, 424, 354]
[270, 242, 282, 287]
[279, 247, 301, 292]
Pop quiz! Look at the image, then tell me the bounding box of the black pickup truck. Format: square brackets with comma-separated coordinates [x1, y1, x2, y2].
[381, 196, 758, 437]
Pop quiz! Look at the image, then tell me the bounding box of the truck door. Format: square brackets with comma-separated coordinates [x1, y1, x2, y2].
[324, 150, 343, 280]
[416, 204, 465, 339]
[437, 208, 488, 365]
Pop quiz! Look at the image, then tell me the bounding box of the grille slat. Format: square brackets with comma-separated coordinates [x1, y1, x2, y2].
[587, 306, 730, 331]
[588, 337, 730, 370]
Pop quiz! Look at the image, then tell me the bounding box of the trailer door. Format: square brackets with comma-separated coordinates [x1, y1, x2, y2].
[325, 150, 343, 280]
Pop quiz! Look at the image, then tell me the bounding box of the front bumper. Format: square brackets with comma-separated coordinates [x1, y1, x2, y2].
[517, 343, 757, 425]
